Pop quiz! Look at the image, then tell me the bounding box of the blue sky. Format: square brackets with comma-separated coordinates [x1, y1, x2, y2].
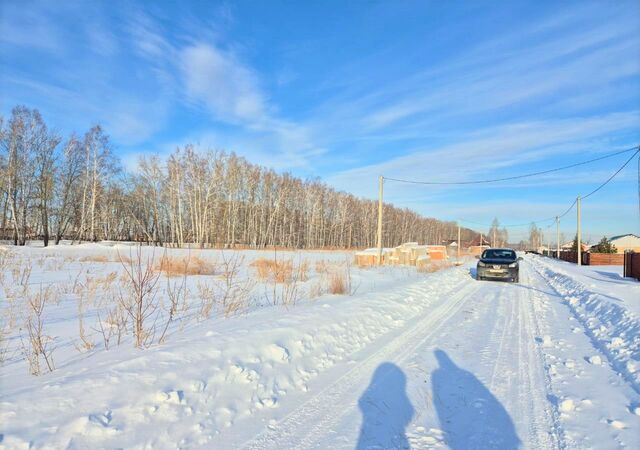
[1, 0, 639, 242]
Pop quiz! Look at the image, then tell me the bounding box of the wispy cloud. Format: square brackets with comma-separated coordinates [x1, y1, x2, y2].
[327, 111, 640, 195]
[181, 43, 266, 123]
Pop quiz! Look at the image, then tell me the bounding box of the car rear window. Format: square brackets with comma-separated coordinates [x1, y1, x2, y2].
[482, 249, 516, 259]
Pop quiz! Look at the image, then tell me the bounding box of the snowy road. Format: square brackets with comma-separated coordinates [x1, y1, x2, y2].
[2, 253, 639, 449]
[234, 258, 638, 450]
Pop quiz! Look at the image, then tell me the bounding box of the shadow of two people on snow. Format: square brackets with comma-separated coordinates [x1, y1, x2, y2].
[356, 350, 521, 450]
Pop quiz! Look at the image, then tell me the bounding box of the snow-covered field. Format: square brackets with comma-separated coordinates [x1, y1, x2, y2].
[1, 244, 639, 449]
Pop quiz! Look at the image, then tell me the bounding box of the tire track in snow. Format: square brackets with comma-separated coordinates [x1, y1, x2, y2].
[476, 268, 562, 450]
[517, 263, 565, 449]
[240, 270, 480, 450]
[447, 266, 563, 449]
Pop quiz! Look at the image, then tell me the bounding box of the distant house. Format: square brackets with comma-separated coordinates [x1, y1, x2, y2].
[609, 234, 640, 253]
[467, 235, 490, 247]
[561, 241, 590, 252]
[467, 235, 490, 255]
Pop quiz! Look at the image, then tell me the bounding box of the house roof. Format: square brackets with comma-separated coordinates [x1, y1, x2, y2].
[610, 234, 640, 241]
[467, 235, 490, 246]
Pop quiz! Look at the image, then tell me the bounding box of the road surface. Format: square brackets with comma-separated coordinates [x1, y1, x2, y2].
[233, 257, 638, 450]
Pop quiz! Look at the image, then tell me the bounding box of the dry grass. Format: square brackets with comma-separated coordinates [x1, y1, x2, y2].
[156, 255, 216, 277]
[79, 255, 109, 263]
[328, 271, 347, 294]
[417, 261, 452, 274]
[297, 260, 309, 282]
[315, 260, 330, 273]
[0, 325, 9, 365]
[21, 285, 57, 375]
[251, 258, 293, 283]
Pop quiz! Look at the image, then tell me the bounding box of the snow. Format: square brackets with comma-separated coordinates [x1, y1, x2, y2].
[1, 245, 639, 449]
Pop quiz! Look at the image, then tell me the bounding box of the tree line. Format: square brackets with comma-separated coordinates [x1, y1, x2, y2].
[0, 105, 478, 249]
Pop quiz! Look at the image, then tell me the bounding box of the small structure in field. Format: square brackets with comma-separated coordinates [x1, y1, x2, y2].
[354, 248, 393, 266]
[355, 242, 447, 267]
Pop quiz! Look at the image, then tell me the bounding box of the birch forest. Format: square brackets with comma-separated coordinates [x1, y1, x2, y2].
[0, 106, 476, 248]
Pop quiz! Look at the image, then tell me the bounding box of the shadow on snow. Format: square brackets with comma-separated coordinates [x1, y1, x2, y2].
[432, 349, 521, 449]
[356, 362, 414, 450]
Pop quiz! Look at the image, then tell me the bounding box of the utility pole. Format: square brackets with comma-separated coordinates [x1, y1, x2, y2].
[556, 216, 560, 259]
[376, 175, 384, 265]
[457, 223, 461, 262]
[492, 227, 496, 248]
[577, 196, 582, 266]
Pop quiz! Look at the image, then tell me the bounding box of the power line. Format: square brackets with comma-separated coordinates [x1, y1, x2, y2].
[582, 148, 640, 199]
[457, 217, 555, 229]
[456, 147, 640, 231]
[384, 145, 639, 185]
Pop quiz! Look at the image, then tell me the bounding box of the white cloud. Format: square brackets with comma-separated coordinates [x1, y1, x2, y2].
[327, 111, 640, 198]
[181, 43, 266, 123]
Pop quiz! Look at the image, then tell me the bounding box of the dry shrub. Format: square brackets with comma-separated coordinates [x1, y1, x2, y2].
[45, 257, 65, 271]
[308, 279, 325, 299]
[117, 254, 133, 265]
[251, 258, 293, 283]
[327, 261, 355, 296]
[196, 253, 255, 319]
[219, 252, 255, 317]
[329, 272, 347, 294]
[79, 255, 109, 263]
[417, 261, 451, 274]
[21, 285, 57, 375]
[118, 246, 162, 348]
[197, 280, 216, 319]
[0, 325, 9, 365]
[156, 255, 215, 277]
[0, 248, 11, 282]
[315, 260, 330, 273]
[75, 292, 94, 353]
[11, 259, 32, 288]
[95, 302, 128, 350]
[158, 276, 189, 343]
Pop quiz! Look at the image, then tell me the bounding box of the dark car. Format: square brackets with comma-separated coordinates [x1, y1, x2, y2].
[476, 248, 521, 282]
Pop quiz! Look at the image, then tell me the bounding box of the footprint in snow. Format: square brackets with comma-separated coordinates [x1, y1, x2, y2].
[88, 410, 112, 427]
[608, 419, 626, 429]
[586, 355, 603, 366]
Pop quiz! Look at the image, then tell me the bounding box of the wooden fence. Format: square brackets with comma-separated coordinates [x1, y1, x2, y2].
[582, 253, 624, 266]
[555, 251, 623, 266]
[559, 251, 577, 263]
[624, 252, 640, 280]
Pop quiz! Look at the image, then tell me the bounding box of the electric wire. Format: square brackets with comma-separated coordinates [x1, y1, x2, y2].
[454, 147, 640, 231]
[384, 145, 639, 185]
[581, 148, 640, 199]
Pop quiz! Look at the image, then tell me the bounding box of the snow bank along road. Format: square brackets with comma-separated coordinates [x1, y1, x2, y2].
[1, 256, 639, 449]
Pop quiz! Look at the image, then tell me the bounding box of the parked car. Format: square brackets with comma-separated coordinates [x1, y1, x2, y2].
[476, 248, 521, 282]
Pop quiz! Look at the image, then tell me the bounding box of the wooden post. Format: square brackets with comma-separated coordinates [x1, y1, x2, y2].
[555, 216, 560, 259]
[376, 175, 384, 265]
[577, 196, 582, 266]
[457, 223, 461, 261]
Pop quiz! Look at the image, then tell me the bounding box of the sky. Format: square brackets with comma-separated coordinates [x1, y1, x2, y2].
[1, 0, 639, 243]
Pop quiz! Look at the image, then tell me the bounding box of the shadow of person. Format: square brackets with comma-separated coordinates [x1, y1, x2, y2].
[432, 350, 521, 449]
[356, 362, 414, 450]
